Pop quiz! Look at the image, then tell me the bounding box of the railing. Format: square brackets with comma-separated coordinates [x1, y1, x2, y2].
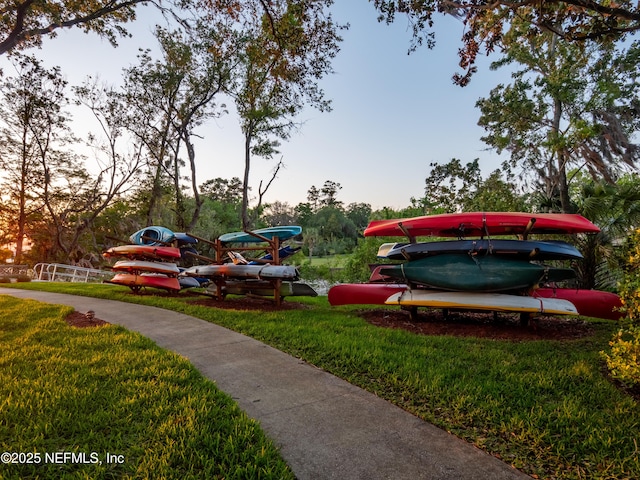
[0, 265, 29, 277]
[33, 263, 113, 283]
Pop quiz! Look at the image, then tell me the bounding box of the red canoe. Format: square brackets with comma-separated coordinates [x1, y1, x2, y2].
[328, 283, 408, 306]
[532, 288, 622, 320]
[364, 212, 600, 238]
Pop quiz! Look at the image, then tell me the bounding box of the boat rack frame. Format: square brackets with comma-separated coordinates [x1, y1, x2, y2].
[186, 230, 286, 306]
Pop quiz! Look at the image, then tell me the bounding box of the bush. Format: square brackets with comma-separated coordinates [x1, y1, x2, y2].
[340, 237, 396, 283]
[602, 229, 640, 388]
[0, 277, 10, 283]
[15, 275, 31, 283]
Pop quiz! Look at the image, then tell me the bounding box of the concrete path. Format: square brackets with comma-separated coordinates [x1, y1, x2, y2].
[0, 288, 530, 480]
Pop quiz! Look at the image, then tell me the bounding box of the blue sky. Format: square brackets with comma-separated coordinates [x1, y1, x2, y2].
[3, 1, 511, 210]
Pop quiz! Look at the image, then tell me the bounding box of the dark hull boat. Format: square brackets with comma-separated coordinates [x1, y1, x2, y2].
[378, 239, 582, 261]
[379, 254, 575, 292]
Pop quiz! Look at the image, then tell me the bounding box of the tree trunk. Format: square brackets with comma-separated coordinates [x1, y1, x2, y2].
[551, 97, 572, 213]
[242, 125, 253, 230]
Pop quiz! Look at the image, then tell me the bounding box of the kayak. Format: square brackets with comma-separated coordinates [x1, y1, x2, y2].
[106, 273, 181, 292]
[378, 239, 583, 261]
[378, 254, 576, 292]
[364, 212, 600, 238]
[129, 226, 175, 246]
[328, 283, 409, 305]
[111, 260, 180, 276]
[182, 263, 300, 280]
[103, 245, 182, 260]
[385, 289, 579, 315]
[219, 226, 302, 243]
[532, 288, 623, 320]
[213, 280, 318, 297]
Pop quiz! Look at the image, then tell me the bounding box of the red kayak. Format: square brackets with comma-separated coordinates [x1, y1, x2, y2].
[103, 244, 182, 260]
[364, 212, 600, 238]
[328, 283, 408, 306]
[106, 273, 181, 292]
[532, 288, 622, 320]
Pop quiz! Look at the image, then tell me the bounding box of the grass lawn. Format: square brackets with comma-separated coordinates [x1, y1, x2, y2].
[2, 281, 639, 479]
[0, 293, 293, 480]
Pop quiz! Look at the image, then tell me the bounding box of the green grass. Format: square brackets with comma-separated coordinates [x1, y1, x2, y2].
[3, 281, 640, 479]
[0, 293, 294, 480]
[296, 254, 348, 267]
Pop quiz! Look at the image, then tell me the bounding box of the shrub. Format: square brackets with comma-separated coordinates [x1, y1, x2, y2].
[0, 276, 10, 283]
[602, 229, 640, 388]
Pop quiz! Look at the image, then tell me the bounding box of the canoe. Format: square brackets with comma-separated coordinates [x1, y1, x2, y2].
[182, 263, 300, 280]
[364, 212, 600, 238]
[212, 280, 318, 297]
[129, 226, 175, 246]
[328, 283, 408, 305]
[111, 260, 180, 276]
[385, 290, 579, 315]
[106, 273, 181, 292]
[532, 288, 622, 320]
[102, 245, 182, 260]
[378, 239, 583, 261]
[378, 254, 576, 292]
[219, 226, 302, 244]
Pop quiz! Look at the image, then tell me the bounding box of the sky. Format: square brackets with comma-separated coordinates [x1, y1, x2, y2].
[1, 1, 511, 211]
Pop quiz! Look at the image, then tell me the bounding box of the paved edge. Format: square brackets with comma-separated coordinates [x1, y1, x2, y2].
[0, 288, 531, 480]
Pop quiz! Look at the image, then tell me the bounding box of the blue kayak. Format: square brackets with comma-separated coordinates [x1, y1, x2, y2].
[129, 226, 175, 246]
[175, 232, 198, 245]
[249, 246, 301, 264]
[219, 226, 302, 244]
[378, 239, 582, 261]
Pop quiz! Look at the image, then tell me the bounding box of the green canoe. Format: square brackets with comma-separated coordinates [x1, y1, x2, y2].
[379, 254, 575, 292]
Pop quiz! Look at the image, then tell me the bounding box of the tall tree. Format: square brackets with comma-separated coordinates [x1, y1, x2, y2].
[476, 21, 640, 212]
[0, 55, 76, 263]
[122, 24, 229, 228]
[228, 0, 344, 229]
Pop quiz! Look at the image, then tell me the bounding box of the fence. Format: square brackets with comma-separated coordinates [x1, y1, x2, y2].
[0, 265, 29, 277]
[33, 263, 113, 283]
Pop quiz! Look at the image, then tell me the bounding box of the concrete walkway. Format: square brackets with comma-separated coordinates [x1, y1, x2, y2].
[0, 288, 530, 480]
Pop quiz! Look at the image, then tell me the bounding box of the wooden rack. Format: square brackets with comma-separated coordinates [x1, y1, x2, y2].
[186, 230, 286, 306]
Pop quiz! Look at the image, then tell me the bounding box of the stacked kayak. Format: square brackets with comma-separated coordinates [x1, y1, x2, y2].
[103, 244, 182, 292]
[103, 226, 198, 292]
[330, 212, 613, 318]
[101, 225, 316, 301]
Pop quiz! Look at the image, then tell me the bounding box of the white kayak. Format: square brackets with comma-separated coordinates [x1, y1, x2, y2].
[385, 289, 578, 315]
[182, 264, 300, 280]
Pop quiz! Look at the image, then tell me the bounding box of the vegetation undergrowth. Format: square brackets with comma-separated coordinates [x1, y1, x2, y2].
[0, 293, 293, 480]
[602, 228, 640, 388]
[2, 282, 639, 479]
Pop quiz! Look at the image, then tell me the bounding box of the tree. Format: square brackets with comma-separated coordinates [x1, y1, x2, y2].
[0, 0, 154, 55]
[420, 158, 528, 213]
[228, 1, 344, 229]
[261, 200, 297, 226]
[346, 202, 372, 230]
[121, 24, 229, 229]
[476, 22, 640, 212]
[200, 177, 243, 203]
[570, 173, 640, 289]
[373, 0, 640, 85]
[0, 55, 78, 263]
